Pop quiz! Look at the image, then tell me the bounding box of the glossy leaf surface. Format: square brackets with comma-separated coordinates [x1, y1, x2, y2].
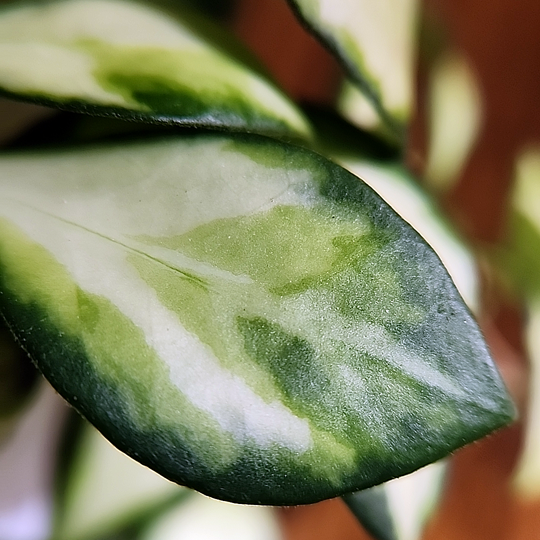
[0, 133, 513, 504]
[0, 0, 310, 138]
[287, 0, 418, 138]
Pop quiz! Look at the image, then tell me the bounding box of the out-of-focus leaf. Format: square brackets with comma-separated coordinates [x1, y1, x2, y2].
[0, 133, 514, 504]
[337, 82, 395, 146]
[141, 494, 282, 540]
[0, 0, 310, 139]
[506, 148, 540, 497]
[287, 0, 419, 140]
[424, 51, 483, 191]
[54, 420, 186, 540]
[514, 302, 540, 498]
[344, 461, 446, 540]
[501, 148, 540, 298]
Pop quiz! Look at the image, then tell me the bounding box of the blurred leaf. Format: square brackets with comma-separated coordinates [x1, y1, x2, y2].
[337, 81, 397, 146]
[424, 51, 483, 191]
[0, 132, 514, 504]
[500, 148, 540, 298]
[140, 494, 282, 540]
[0, 0, 310, 139]
[287, 0, 419, 141]
[54, 419, 186, 540]
[344, 461, 446, 540]
[505, 148, 540, 498]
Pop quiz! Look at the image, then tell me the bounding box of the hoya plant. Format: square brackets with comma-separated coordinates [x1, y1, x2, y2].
[0, 0, 519, 539]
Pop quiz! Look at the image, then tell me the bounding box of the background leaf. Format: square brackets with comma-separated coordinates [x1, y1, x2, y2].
[286, 0, 419, 141]
[0, 0, 310, 138]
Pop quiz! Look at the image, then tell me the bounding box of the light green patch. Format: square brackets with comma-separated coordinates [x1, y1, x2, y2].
[81, 40, 306, 132]
[147, 205, 370, 292]
[0, 218, 240, 467]
[0, 216, 360, 482]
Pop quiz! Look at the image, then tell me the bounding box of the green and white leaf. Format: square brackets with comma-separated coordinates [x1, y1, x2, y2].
[287, 0, 419, 138]
[0, 133, 513, 504]
[340, 158, 479, 312]
[55, 421, 186, 540]
[344, 461, 447, 540]
[0, 0, 310, 138]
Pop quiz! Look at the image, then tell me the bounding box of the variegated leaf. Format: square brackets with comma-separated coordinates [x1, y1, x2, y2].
[0, 0, 310, 138]
[287, 0, 419, 139]
[0, 133, 513, 504]
[340, 159, 479, 313]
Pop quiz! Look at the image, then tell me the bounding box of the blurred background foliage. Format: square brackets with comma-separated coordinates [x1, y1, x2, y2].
[1, 0, 540, 538]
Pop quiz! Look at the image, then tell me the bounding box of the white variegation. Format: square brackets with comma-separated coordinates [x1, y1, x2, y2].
[0, 0, 310, 136]
[290, 0, 418, 126]
[0, 141, 317, 454]
[0, 43, 128, 105]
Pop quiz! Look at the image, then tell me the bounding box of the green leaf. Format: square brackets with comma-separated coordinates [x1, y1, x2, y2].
[287, 0, 419, 139]
[344, 461, 446, 540]
[0, 0, 310, 139]
[339, 159, 479, 313]
[0, 133, 514, 504]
